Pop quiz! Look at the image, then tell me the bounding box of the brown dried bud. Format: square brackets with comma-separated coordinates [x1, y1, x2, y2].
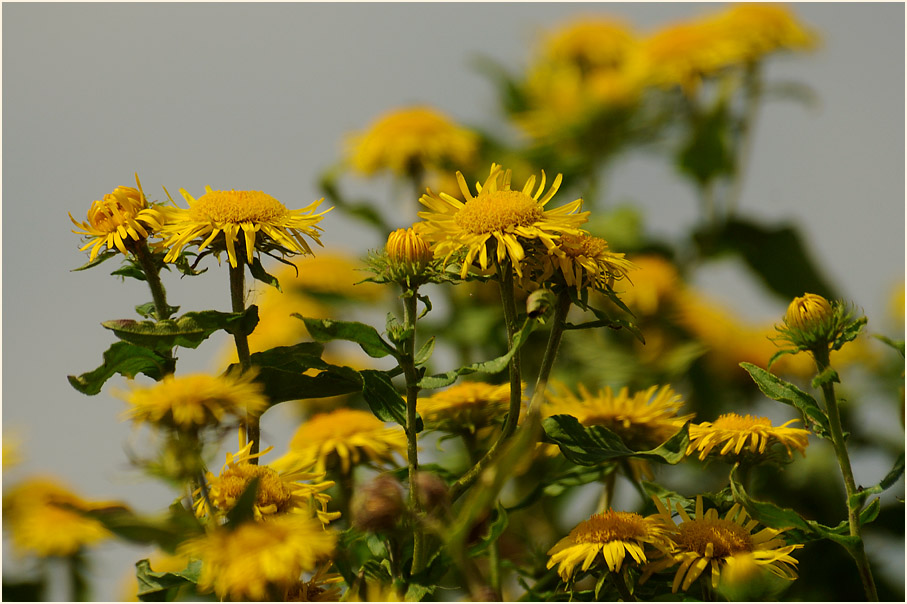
[413, 471, 449, 512]
[351, 474, 405, 533]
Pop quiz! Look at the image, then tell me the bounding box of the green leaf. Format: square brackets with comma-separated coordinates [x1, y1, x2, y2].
[361, 369, 421, 431]
[677, 100, 735, 185]
[71, 249, 118, 272]
[134, 301, 180, 321]
[414, 336, 436, 367]
[135, 558, 202, 602]
[739, 362, 831, 439]
[811, 365, 840, 390]
[542, 415, 690, 466]
[508, 465, 613, 512]
[1, 580, 46, 602]
[225, 476, 260, 528]
[873, 334, 905, 358]
[467, 501, 509, 556]
[833, 316, 867, 352]
[103, 308, 258, 353]
[418, 318, 538, 389]
[111, 260, 148, 282]
[249, 257, 281, 291]
[296, 315, 396, 359]
[83, 504, 202, 551]
[68, 341, 169, 395]
[850, 452, 905, 510]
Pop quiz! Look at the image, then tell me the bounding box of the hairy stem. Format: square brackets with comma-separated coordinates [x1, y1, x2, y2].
[400, 290, 426, 574]
[228, 261, 258, 460]
[131, 239, 176, 375]
[526, 290, 571, 415]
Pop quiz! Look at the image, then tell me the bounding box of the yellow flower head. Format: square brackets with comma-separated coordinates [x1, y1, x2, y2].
[159, 187, 330, 268]
[276, 408, 407, 474]
[70, 174, 167, 261]
[179, 513, 336, 601]
[417, 381, 514, 433]
[547, 509, 674, 581]
[546, 382, 693, 450]
[285, 564, 345, 602]
[784, 293, 834, 332]
[347, 106, 478, 177]
[386, 227, 433, 272]
[196, 442, 340, 525]
[542, 17, 638, 71]
[418, 163, 588, 279]
[713, 3, 818, 62]
[543, 232, 636, 292]
[613, 255, 681, 317]
[120, 371, 269, 432]
[687, 413, 810, 462]
[3, 478, 114, 557]
[644, 496, 802, 593]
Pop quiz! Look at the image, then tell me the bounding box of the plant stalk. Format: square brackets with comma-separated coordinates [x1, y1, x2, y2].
[526, 290, 571, 415]
[131, 239, 176, 375]
[400, 290, 426, 574]
[228, 260, 258, 460]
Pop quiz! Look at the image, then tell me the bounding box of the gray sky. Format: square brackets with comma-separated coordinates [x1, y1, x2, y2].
[2, 2, 904, 600]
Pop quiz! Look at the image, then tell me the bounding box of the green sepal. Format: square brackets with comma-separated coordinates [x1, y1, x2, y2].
[542, 415, 690, 466]
[171, 251, 208, 277]
[225, 476, 260, 528]
[102, 308, 259, 353]
[414, 337, 436, 367]
[361, 369, 422, 431]
[767, 347, 799, 370]
[467, 501, 509, 556]
[249, 257, 281, 291]
[68, 341, 169, 395]
[873, 334, 905, 358]
[833, 315, 867, 351]
[71, 249, 118, 272]
[296, 315, 396, 359]
[848, 452, 905, 511]
[739, 362, 831, 439]
[417, 318, 538, 389]
[135, 558, 202, 602]
[135, 302, 180, 321]
[811, 365, 840, 390]
[111, 260, 148, 281]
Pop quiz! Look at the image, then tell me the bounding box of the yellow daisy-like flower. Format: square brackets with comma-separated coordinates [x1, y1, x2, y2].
[195, 442, 340, 524]
[347, 105, 478, 177]
[644, 496, 802, 593]
[70, 174, 167, 261]
[713, 3, 817, 63]
[417, 381, 514, 433]
[275, 408, 407, 474]
[120, 371, 269, 432]
[541, 17, 638, 70]
[545, 232, 636, 292]
[547, 509, 674, 581]
[783, 293, 834, 332]
[386, 227, 433, 271]
[159, 187, 330, 268]
[285, 563, 345, 602]
[545, 382, 693, 450]
[284, 252, 384, 302]
[418, 163, 588, 279]
[687, 413, 810, 462]
[179, 513, 336, 601]
[3, 477, 114, 557]
[612, 255, 681, 317]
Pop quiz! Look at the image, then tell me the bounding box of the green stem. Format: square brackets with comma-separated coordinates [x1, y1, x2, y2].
[813, 348, 878, 601]
[400, 290, 426, 575]
[526, 290, 571, 415]
[727, 61, 762, 217]
[131, 239, 176, 375]
[67, 551, 89, 602]
[449, 261, 522, 502]
[228, 260, 258, 460]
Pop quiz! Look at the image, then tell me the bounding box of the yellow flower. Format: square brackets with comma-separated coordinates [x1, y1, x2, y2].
[612, 255, 681, 317]
[418, 163, 588, 279]
[275, 408, 407, 474]
[713, 3, 817, 63]
[3, 432, 22, 470]
[159, 187, 330, 268]
[347, 106, 478, 177]
[687, 413, 810, 462]
[386, 227, 433, 271]
[284, 252, 384, 302]
[545, 382, 692, 450]
[179, 513, 336, 601]
[3, 477, 114, 557]
[70, 174, 167, 261]
[544, 232, 636, 291]
[417, 381, 514, 433]
[547, 509, 674, 581]
[541, 17, 638, 70]
[888, 280, 905, 329]
[783, 293, 834, 332]
[285, 564, 345, 602]
[120, 371, 269, 432]
[196, 442, 340, 524]
[644, 496, 802, 593]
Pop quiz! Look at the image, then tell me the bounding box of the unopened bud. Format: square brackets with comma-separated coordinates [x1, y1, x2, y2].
[413, 471, 448, 512]
[351, 474, 405, 533]
[386, 227, 433, 272]
[785, 293, 833, 331]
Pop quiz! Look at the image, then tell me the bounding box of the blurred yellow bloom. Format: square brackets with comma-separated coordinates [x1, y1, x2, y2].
[3, 433, 22, 469]
[687, 413, 810, 461]
[159, 187, 330, 268]
[179, 514, 336, 601]
[347, 106, 478, 177]
[418, 381, 513, 433]
[542, 17, 637, 69]
[120, 371, 269, 432]
[547, 509, 674, 581]
[283, 252, 384, 302]
[889, 280, 905, 329]
[613, 254, 681, 317]
[70, 174, 167, 261]
[3, 477, 115, 557]
[275, 408, 407, 474]
[644, 496, 801, 593]
[713, 3, 817, 63]
[418, 163, 588, 279]
[285, 564, 345, 601]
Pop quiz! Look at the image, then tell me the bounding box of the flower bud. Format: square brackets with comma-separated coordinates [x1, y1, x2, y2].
[784, 293, 833, 331]
[351, 474, 405, 533]
[386, 227, 433, 272]
[413, 471, 449, 512]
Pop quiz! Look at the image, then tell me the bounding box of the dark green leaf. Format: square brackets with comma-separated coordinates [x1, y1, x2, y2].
[111, 261, 148, 281]
[71, 249, 118, 272]
[360, 369, 421, 431]
[414, 337, 435, 367]
[677, 100, 735, 185]
[249, 257, 281, 291]
[135, 558, 202, 602]
[225, 477, 260, 528]
[68, 341, 168, 395]
[249, 362, 363, 406]
[134, 302, 180, 321]
[83, 504, 202, 551]
[739, 362, 831, 439]
[850, 452, 905, 510]
[418, 318, 538, 389]
[467, 501, 509, 556]
[102, 308, 258, 353]
[542, 415, 690, 466]
[2, 580, 46, 602]
[296, 315, 396, 359]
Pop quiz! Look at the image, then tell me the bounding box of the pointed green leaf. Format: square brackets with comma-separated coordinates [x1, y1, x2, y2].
[225, 476, 259, 528]
[739, 362, 831, 439]
[296, 315, 396, 359]
[360, 369, 421, 431]
[833, 316, 867, 351]
[82, 504, 202, 551]
[102, 308, 258, 353]
[542, 415, 690, 466]
[135, 558, 202, 601]
[134, 301, 180, 321]
[811, 366, 840, 390]
[849, 452, 905, 510]
[873, 334, 905, 358]
[249, 257, 281, 291]
[467, 501, 509, 556]
[68, 341, 169, 395]
[414, 337, 436, 367]
[71, 249, 118, 272]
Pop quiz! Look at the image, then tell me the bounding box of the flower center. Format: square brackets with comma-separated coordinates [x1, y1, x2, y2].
[454, 190, 543, 235]
[191, 190, 289, 224]
[711, 413, 771, 431]
[677, 518, 753, 557]
[219, 463, 291, 513]
[571, 510, 648, 544]
[561, 233, 608, 258]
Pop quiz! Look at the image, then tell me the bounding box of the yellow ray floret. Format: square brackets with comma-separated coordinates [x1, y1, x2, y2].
[687, 413, 810, 461]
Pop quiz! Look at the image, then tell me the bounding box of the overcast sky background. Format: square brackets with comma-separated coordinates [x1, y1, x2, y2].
[2, 2, 904, 600]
